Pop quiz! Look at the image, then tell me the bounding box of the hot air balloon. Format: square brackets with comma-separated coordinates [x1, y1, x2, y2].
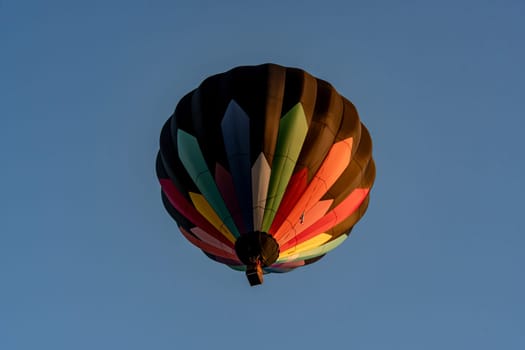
[156, 63, 375, 286]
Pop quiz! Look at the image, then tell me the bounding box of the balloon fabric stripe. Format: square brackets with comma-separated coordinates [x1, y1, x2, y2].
[190, 227, 236, 254]
[159, 178, 234, 247]
[188, 192, 237, 243]
[273, 138, 353, 242]
[221, 101, 253, 232]
[279, 188, 370, 251]
[261, 103, 309, 232]
[179, 227, 240, 262]
[268, 168, 308, 234]
[251, 153, 271, 232]
[214, 163, 247, 234]
[276, 234, 348, 263]
[177, 129, 240, 237]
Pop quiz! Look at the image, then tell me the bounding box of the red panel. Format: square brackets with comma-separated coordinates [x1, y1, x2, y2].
[179, 227, 240, 262]
[268, 168, 308, 234]
[279, 188, 370, 251]
[159, 178, 234, 247]
[207, 254, 244, 266]
[214, 163, 247, 233]
[190, 227, 235, 254]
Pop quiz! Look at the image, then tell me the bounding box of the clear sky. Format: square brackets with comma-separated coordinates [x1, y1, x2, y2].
[1, 0, 524, 349]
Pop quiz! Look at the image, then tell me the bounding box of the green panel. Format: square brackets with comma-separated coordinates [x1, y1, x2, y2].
[262, 103, 308, 231]
[177, 130, 240, 237]
[276, 234, 348, 263]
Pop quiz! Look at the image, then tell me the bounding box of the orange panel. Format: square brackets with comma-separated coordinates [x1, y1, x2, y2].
[273, 138, 352, 241]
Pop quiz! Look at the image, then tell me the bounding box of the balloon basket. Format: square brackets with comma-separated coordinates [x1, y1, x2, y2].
[246, 263, 264, 286]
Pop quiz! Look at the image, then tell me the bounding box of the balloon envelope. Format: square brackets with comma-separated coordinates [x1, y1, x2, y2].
[156, 63, 375, 285]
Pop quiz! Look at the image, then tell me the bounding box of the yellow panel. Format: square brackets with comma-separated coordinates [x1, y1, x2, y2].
[189, 192, 236, 243]
[278, 233, 332, 259]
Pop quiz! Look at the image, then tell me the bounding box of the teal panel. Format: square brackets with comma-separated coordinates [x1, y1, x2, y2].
[177, 129, 240, 237]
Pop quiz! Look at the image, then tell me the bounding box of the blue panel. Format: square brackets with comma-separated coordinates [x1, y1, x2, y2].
[221, 100, 254, 232]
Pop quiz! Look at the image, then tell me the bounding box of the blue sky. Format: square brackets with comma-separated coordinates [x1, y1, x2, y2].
[1, 0, 524, 349]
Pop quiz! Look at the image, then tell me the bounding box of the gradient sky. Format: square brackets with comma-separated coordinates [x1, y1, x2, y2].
[1, 0, 524, 349]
